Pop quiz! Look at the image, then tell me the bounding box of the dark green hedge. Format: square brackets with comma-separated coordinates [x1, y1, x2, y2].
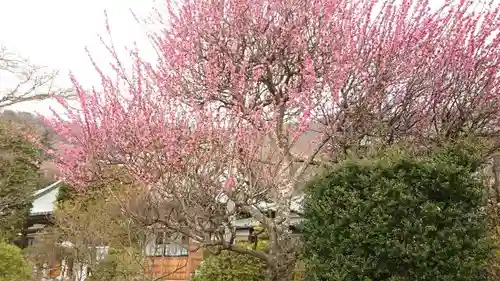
[301, 146, 491, 281]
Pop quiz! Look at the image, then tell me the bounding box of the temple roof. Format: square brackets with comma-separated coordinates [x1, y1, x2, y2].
[30, 180, 62, 216]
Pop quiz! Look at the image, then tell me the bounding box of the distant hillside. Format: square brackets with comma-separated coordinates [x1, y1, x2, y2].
[0, 109, 61, 186]
[0, 110, 56, 138]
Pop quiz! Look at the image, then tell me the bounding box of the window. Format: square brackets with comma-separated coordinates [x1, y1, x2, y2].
[151, 232, 188, 257]
[27, 237, 35, 246]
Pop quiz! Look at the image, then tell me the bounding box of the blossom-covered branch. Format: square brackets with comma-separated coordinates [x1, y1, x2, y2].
[45, 1, 499, 280]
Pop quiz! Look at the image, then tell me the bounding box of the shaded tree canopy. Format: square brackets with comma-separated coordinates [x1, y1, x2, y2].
[0, 120, 44, 241]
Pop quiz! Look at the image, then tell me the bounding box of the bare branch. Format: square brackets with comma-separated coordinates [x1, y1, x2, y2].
[0, 45, 74, 109]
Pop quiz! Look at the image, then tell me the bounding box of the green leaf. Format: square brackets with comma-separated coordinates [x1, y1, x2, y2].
[301, 144, 491, 281]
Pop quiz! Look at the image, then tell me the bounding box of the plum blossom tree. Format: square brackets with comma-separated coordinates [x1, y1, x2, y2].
[44, 0, 499, 280]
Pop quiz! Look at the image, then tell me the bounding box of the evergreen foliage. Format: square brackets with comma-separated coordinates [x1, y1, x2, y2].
[301, 145, 491, 281]
[192, 241, 267, 281]
[0, 242, 32, 281]
[0, 120, 43, 240]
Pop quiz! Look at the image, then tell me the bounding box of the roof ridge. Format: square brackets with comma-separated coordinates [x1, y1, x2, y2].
[33, 180, 63, 199]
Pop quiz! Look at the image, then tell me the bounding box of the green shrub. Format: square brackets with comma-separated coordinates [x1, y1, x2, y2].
[192, 241, 266, 281]
[0, 242, 32, 281]
[0, 120, 43, 241]
[87, 248, 146, 281]
[301, 145, 491, 281]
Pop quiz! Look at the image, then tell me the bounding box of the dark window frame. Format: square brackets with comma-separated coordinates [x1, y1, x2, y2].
[152, 232, 189, 257]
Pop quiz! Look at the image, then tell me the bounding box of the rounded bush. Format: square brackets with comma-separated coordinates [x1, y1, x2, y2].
[301, 146, 491, 281]
[192, 242, 266, 281]
[0, 242, 32, 281]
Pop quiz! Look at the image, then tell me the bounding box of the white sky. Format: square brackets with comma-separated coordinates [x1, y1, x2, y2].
[0, 0, 158, 115]
[0, 0, 496, 115]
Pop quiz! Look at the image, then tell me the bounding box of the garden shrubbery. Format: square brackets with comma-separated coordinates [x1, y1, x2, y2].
[301, 145, 491, 281]
[0, 242, 32, 281]
[192, 241, 267, 281]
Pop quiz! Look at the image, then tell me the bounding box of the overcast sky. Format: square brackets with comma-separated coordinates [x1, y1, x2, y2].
[0, 0, 496, 115]
[0, 0, 157, 114]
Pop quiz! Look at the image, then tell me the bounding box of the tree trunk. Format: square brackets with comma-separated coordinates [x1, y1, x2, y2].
[493, 153, 500, 204]
[266, 258, 297, 281]
[265, 232, 299, 281]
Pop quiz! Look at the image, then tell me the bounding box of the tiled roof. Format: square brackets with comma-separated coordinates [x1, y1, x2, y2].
[233, 214, 304, 229]
[255, 195, 304, 213]
[30, 180, 62, 216]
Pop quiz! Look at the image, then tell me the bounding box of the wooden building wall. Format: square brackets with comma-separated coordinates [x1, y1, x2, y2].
[146, 245, 203, 280]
